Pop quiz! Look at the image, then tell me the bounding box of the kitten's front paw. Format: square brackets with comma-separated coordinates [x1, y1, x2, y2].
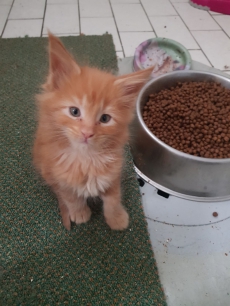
[105, 206, 129, 230]
[70, 205, 92, 225]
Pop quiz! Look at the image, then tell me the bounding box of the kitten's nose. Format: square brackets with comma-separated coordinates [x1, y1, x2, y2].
[81, 131, 94, 139]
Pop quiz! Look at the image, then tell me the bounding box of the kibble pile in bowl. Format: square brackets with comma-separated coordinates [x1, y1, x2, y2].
[142, 81, 230, 159]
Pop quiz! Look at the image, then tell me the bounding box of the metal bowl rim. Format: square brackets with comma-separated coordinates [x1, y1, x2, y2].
[135, 166, 230, 202]
[136, 70, 230, 163]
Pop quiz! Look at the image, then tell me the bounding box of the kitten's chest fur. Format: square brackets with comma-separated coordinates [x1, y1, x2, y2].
[55, 146, 120, 198]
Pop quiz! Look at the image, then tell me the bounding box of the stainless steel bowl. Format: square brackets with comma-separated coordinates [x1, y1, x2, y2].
[130, 70, 230, 201]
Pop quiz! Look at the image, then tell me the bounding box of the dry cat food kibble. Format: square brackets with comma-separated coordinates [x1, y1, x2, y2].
[142, 81, 230, 159]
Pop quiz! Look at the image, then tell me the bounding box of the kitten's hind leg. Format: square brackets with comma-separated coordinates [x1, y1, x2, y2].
[101, 178, 129, 230]
[56, 189, 91, 230]
[58, 199, 71, 231]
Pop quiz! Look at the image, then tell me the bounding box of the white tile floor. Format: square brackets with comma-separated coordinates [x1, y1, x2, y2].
[1, 0, 230, 305]
[1, 0, 230, 73]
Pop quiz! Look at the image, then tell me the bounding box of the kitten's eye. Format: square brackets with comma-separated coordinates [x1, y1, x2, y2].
[69, 107, 81, 117]
[100, 114, 111, 123]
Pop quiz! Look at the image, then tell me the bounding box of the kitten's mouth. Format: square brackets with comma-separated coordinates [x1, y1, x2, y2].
[81, 138, 89, 144]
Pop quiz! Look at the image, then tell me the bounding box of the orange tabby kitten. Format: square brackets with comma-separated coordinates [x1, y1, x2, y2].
[33, 33, 152, 230]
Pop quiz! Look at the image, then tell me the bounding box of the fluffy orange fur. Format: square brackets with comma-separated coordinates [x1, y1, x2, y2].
[33, 33, 152, 230]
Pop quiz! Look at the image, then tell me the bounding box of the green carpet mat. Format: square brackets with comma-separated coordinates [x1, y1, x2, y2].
[0, 35, 166, 305]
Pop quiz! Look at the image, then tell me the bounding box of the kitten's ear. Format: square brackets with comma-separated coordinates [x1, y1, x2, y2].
[45, 32, 81, 90]
[114, 67, 153, 107]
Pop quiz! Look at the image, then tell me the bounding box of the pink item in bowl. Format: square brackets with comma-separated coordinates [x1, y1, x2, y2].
[133, 38, 191, 78]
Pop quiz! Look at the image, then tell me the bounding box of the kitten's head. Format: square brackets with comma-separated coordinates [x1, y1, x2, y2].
[38, 33, 153, 150]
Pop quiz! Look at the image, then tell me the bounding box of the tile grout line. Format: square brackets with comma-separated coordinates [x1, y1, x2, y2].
[77, 0, 81, 34]
[144, 14, 178, 17]
[114, 31, 162, 33]
[41, 0, 48, 37]
[169, 1, 213, 67]
[80, 16, 120, 19]
[7, 18, 43, 21]
[42, 33, 79, 36]
[188, 48, 212, 66]
[80, 14, 178, 18]
[191, 29, 226, 32]
[139, 0, 157, 37]
[108, 0, 125, 57]
[207, 11, 230, 39]
[8, 17, 45, 20]
[1, 0, 16, 37]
